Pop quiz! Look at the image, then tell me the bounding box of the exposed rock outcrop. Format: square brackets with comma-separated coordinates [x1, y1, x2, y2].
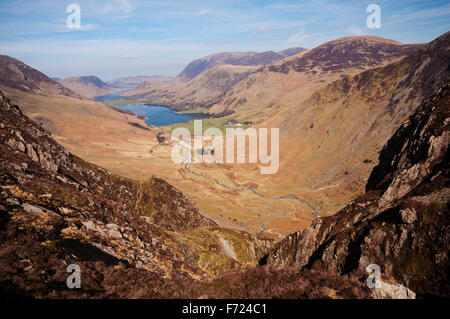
[267, 83, 450, 298]
[134, 176, 216, 231]
[0, 91, 269, 297]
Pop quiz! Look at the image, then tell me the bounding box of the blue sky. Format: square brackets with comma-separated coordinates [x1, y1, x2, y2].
[0, 0, 448, 80]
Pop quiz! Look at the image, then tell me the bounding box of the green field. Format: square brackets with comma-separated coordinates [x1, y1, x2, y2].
[170, 118, 250, 134]
[101, 98, 146, 106]
[176, 108, 207, 114]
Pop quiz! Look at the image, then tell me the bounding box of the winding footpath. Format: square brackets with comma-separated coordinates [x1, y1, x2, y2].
[184, 163, 321, 235]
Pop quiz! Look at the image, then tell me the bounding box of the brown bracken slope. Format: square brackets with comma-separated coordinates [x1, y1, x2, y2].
[0, 55, 79, 98]
[177, 48, 306, 81]
[124, 47, 307, 111]
[1, 79, 448, 298]
[240, 31, 449, 221]
[210, 36, 424, 117]
[0, 90, 277, 297]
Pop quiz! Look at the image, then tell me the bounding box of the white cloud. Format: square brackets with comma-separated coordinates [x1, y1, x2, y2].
[288, 28, 308, 44]
[117, 0, 133, 14]
[384, 3, 450, 30]
[387, 3, 450, 23]
[117, 54, 140, 59]
[90, 0, 134, 16]
[347, 25, 365, 36]
[0, 39, 213, 56]
[257, 26, 273, 31]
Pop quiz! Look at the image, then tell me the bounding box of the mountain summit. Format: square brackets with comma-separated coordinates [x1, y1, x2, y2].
[59, 75, 120, 99]
[176, 48, 306, 81]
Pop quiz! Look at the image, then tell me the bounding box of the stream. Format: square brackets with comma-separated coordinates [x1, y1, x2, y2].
[184, 163, 321, 236]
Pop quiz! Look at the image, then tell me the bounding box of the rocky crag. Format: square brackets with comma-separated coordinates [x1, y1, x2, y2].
[0, 90, 271, 297]
[267, 83, 450, 298]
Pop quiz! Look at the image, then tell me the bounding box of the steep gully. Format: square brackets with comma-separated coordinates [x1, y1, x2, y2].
[184, 162, 321, 236]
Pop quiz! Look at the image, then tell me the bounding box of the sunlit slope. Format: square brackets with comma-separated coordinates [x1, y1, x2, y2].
[176, 48, 306, 81]
[259, 31, 450, 216]
[0, 56, 161, 180]
[209, 36, 424, 121]
[0, 55, 79, 98]
[59, 75, 121, 99]
[125, 64, 259, 110]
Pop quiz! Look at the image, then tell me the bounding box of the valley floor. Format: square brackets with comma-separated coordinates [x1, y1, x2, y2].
[57, 125, 366, 239]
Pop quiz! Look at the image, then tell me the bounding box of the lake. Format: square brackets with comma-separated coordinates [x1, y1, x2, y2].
[94, 90, 129, 101]
[113, 104, 209, 127]
[95, 90, 209, 127]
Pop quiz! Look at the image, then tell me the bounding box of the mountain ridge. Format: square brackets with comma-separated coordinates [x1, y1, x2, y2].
[0, 31, 449, 299]
[267, 82, 450, 298]
[107, 75, 174, 89]
[2, 80, 448, 298]
[176, 47, 306, 81]
[210, 36, 425, 117]
[125, 64, 260, 110]
[59, 75, 120, 99]
[0, 55, 80, 99]
[245, 31, 449, 220]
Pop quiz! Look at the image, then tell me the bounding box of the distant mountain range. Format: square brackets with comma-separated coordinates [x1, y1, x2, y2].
[107, 75, 174, 89]
[176, 47, 306, 81]
[125, 64, 260, 109]
[58, 75, 121, 99]
[0, 32, 449, 298]
[1, 71, 448, 298]
[213, 36, 424, 116]
[267, 32, 449, 200]
[125, 37, 425, 112]
[123, 47, 307, 108]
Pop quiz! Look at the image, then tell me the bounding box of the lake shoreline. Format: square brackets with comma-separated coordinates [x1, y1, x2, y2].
[111, 103, 210, 127]
[95, 91, 212, 127]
